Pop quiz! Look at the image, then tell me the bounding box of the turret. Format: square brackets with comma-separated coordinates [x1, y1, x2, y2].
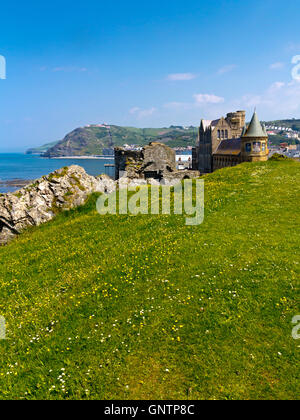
[241, 111, 269, 162]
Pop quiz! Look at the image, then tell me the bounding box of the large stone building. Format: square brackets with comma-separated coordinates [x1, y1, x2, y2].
[193, 110, 269, 173]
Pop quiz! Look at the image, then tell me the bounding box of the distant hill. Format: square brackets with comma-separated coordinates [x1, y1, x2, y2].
[27, 119, 300, 157]
[263, 119, 300, 146]
[26, 141, 59, 155]
[38, 125, 197, 157]
[264, 118, 300, 131]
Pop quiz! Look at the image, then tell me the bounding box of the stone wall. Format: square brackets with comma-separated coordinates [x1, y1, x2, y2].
[115, 142, 177, 180]
[114, 148, 144, 180]
[213, 155, 242, 171]
[114, 142, 197, 182]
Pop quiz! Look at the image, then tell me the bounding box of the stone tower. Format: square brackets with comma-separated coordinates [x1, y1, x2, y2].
[226, 111, 246, 138]
[241, 111, 268, 162]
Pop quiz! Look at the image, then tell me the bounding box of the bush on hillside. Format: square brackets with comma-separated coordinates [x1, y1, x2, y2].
[269, 153, 290, 161]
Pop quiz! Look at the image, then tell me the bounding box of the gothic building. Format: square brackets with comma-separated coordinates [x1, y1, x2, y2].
[193, 110, 269, 173]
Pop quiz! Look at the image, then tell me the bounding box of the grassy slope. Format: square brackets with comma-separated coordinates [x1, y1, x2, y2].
[0, 160, 299, 400]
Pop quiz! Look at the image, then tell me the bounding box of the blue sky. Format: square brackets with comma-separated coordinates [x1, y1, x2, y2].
[1, 0, 300, 151]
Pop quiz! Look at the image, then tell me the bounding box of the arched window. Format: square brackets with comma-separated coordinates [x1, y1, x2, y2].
[221, 130, 224, 139]
[246, 143, 251, 153]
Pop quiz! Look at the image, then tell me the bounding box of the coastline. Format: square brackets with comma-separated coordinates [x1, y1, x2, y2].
[0, 153, 115, 194]
[48, 156, 114, 160]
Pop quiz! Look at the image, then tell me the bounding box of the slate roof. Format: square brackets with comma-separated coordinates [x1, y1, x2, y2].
[214, 138, 242, 156]
[243, 111, 267, 138]
[211, 119, 221, 128]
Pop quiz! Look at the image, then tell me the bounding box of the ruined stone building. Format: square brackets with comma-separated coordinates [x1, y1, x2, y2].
[193, 110, 269, 173]
[114, 142, 199, 184]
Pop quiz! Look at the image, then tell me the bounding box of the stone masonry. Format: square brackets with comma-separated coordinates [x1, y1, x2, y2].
[115, 142, 199, 183]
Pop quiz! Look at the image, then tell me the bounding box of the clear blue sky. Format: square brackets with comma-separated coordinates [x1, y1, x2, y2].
[1, 0, 300, 151]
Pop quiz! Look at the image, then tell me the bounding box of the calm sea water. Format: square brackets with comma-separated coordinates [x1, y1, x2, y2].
[0, 154, 114, 193]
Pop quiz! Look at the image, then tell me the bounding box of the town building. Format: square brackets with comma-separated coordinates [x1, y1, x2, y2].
[193, 111, 269, 173]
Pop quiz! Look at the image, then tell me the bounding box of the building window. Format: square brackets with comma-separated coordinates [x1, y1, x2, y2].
[262, 143, 266, 152]
[246, 143, 251, 153]
[225, 130, 228, 139]
[221, 130, 224, 139]
[218, 130, 221, 139]
[253, 142, 261, 153]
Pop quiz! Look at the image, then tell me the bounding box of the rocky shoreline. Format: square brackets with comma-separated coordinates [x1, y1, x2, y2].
[0, 165, 115, 245]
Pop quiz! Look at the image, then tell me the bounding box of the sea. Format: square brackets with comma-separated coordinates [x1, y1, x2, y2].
[0, 154, 114, 194]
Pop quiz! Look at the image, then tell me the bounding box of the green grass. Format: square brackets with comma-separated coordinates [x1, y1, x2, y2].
[0, 160, 299, 400]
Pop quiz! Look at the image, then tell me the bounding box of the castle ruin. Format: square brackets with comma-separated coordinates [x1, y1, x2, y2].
[114, 142, 199, 184]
